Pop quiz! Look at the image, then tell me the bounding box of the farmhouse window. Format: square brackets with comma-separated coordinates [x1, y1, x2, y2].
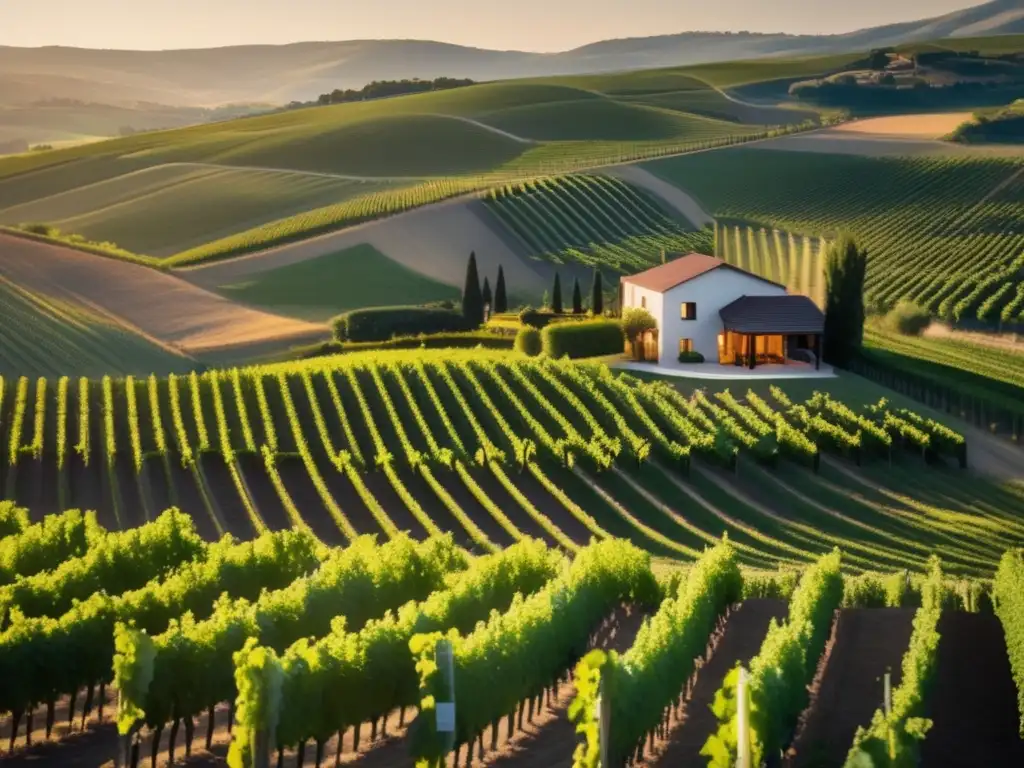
[641, 296, 647, 309]
[679, 339, 694, 353]
[680, 302, 697, 320]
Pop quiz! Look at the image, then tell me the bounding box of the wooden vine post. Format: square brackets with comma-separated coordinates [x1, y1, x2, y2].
[884, 668, 894, 760]
[736, 666, 751, 768]
[436, 638, 457, 766]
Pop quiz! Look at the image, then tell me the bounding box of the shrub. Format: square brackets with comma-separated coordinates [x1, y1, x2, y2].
[678, 350, 705, 363]
[19, 222, 59, 237]
[518, 306, 544, 328]
[515, 327, 543, 357]
[301, 331, 512, 358]
[333, 306, 471, 342]
[622, 307, 657, 342]
[885, 301, 932, 336]
[541, 319, 624, 359]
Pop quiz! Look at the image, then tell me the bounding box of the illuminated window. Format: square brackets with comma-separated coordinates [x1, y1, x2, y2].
[679, 339, 694, 353]
[680, 302, 697, 320]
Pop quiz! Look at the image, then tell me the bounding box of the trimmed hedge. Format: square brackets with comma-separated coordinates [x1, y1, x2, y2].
[514, 327, 542, 357]
[541, 319, 624, 359]
[302, 332, 513, 358]
[678, 351, 705, 363]
[494, 310, 592, 330]
[333, 306, 471, 342]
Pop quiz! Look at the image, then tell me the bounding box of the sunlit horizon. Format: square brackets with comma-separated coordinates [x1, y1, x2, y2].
[0, 0, 988, 52]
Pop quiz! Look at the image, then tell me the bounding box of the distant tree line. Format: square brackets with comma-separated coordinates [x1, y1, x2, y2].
[284, 77, 476, 110]
[790, 78, 1024, 110]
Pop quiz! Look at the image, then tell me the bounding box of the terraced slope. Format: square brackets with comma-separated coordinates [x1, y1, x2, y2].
[0, 273, 194, 377]
[482, 174, 713, 271]
[0, 234, 326, 365]
[0, 165, 398, 258]
[0, 76, 818, 267]
[645, 148, 1024, 324]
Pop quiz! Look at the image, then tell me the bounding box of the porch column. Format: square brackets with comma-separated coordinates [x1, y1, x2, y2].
[748, 334, 756, 370]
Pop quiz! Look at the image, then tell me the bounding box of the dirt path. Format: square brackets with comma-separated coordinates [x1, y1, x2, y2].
[445, 115, 535, 145]
[957, 422, 1024, 483]
[139, 161, 429, 184]
[786, 608, 916, 768]
[920, 612, 1024, 767]
[0, 233, 326, 356]
[606, 165, 713, 228]
[922, 323, 1024, 354]
[646, 599, 788, 766]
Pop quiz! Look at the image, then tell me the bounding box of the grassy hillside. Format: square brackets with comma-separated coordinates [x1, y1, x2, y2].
[0, 74, 820, 268]
[0, 274, 195, 377]
[645, 148, 1024, 325]
[0, 166, 398, 257]
[482, 173, 713, 271]
[863, 325, 1024, 407]
[216, 243, 461, 321]
[0, 80, 800, 185]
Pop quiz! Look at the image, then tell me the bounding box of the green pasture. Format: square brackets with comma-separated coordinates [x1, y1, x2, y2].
[216, 243, 460, 321]
[0, 166, 397, 257]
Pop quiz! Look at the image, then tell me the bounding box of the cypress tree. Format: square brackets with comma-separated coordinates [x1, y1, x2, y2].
[462, 251, 484, 326]
[822, 234, 867, 367]
[590, 269, 604, 315]
[482, 277, 493, 313]
[494, 266, 508, 313]
[571, 277, 583, 314]
[551, 273, 563, 314]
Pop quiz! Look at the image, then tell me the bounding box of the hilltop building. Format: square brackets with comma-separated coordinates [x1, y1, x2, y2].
[619, 253, 824, 369]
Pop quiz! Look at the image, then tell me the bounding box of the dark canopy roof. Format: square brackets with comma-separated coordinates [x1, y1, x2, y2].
[719, 295, 824, 334]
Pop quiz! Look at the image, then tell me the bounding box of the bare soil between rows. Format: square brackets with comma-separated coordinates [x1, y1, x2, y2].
[920, 612, 1024, 767]
[786, 607, 916, 768]
[643, 598, 788, 766]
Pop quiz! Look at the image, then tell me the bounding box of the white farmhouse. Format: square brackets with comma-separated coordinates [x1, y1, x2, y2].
[619, 253, 825, 369]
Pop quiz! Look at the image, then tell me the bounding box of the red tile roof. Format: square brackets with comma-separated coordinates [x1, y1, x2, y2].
[620, 253, 784, 293]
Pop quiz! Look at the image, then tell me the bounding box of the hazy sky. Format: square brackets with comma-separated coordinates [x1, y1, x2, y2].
[1, 0, 981, 51]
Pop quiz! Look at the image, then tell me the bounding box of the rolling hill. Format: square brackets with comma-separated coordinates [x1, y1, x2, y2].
[0, 71, 824, 270]
[0, 2, 1020, 114]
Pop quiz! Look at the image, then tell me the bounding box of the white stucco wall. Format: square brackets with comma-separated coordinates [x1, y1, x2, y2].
[623, 268, 786, 364]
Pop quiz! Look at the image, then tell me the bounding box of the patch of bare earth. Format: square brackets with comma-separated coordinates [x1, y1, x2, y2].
[920, 612, 1024, 767]
[785, 608, 916, 768]
[834, 113, 974, 139]
[644, 599, 788, 767]
[0, 233, 326, 357]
